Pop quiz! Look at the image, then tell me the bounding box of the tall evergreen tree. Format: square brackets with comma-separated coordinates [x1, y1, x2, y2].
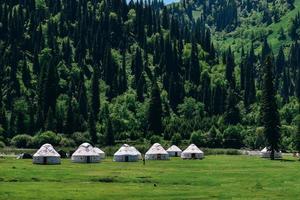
[147, 80, 163, 135]
[261, 57, 281, 160]
[91, 66, 100, 118]
[88, 109, 97, 145]
[224, 89, 240, 125]
[105, 117, 114, 146]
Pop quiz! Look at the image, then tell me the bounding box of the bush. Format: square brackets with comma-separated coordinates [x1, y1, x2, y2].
[0, 141, 5, 148]
[72, 132, 91, 145]
[171, 133, 182, 146]
[223, 126, 244, 149]
[149, 135, 162, 144]
[33, 131, 61, 147]
[11, 134, 33, 148]
[190, 131, 206, 147]
[59, 136, 76, 147]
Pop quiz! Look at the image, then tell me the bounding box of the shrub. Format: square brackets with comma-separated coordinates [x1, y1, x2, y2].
[223, 126, 244, 149]
[11, 134, 33, 148]
[72, 132, 91, 145]
[0, 141, 5, 148]
[149, 135, 162, 144]
[171, 133, 182, 146]
[190, 131, 206, 147]
[59, 136, 76, 147]
[33, 131, 61, 147]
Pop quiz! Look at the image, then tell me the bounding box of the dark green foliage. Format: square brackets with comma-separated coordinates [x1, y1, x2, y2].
[147, 81, 163, 136]
[261, 57, 281, 160]
[0, 0, 298, 149]
[224, 89, 241, 125]
[295, 113, 300, 155]
[91, 67, 100, 117]
[105, 118, 115, 146]
[88, 110, 97, 145]
[171, 133, 182, 146]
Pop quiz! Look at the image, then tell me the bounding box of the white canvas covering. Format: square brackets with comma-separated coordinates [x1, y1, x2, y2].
[145, 143, 169, 160]
[260, 147, 282, 158]
[130, 146, 142, 159]
[166, 145, 182, 157]
[114, 144, 139, 162]
[33, 144, 61, 164]
[93, 147, 106, 159]
[71, 143, 101, 163]
[181, 144, 204, 159]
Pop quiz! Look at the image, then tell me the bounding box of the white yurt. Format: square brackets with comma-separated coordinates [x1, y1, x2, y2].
[93, 147, 106, 159]
[145, 143, 169, 160]
[33, 144, 61, 164]
[260, 147, 282, 159]
[71, 143, 101, 163]
[181, 144, 204, 159]
[130, 146, 142, 159]
[166, 145, 182, 157]
[114, 144, 139, 162]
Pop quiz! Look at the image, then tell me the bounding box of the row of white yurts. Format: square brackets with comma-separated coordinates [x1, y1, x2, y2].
[32, 143, 280, 164]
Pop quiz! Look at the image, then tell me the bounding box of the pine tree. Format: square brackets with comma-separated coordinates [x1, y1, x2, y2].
[105, 118, 114, 146]
[91, 66, 100, 118]
[261, 57, 281, 160]
[65, 88, 74, 135]
[147, 80, 163, 135]
[88, 109, 97, 145]
[225, 47, 236, 88]
[224, 89, 240, 125]
[295, 106, 300, 158]
[45, 108, 55, 131]
[189, 38, 201, 86]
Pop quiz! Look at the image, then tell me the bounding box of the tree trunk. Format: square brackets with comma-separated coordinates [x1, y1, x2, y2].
[271, 148, 275, 160]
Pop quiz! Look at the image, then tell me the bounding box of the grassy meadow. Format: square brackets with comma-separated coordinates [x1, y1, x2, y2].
[0, 155, 300, 199]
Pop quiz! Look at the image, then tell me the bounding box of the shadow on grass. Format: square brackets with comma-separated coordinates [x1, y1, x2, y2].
[274, 159, 296, 162]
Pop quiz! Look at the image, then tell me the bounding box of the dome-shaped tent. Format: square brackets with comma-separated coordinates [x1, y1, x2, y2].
[71, 143, 101, 163]
[93, 147, 105, 159]
[130, 146, 142, 159]
[181, 144, 204, 159]
[145, 143, 169, 160]
[260, 147, 282, 159]
[33, 144, 61, 164]
[114, 144, 139, 162]
[166, 145, 182, 157]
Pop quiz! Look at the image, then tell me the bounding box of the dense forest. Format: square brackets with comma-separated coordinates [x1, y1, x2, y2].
[0, 0, 300, 152]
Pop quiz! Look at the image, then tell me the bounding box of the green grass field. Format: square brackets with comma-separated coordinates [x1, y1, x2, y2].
[0, 155, 300, 199]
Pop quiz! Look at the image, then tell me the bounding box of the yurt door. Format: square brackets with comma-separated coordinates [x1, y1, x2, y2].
[87, 156, 91, 163]
[125, 156, 129, 162]
[43, 157, 47, 164]
[192, 153, 196, 159]
[157, 154, 161, 160]
[175, 152, 178, 157]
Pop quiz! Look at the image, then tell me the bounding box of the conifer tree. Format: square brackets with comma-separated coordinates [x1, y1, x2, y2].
[224, 88, 240, 125]
[148, 80, 163, 135]
[261, 57, 281, 160]
[105, 117, 114, 146]
[91, 66, 100, 118]
[88, 109, 97, 145]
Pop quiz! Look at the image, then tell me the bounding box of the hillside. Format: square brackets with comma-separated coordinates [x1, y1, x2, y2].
[0, 0, 299, 153]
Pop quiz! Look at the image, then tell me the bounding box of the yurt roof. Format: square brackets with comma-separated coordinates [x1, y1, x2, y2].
[145, 143, 168, 155]
[261, 147, 281, 153]
[93, 147, 105, 154]
[166, 145, 182, 152]
[72, 143, 99, 156]
[33, 144, 60, 157]
[182, 144, 203, 154]
[130, 146, 141, 155]
[114, 144, 138, 156]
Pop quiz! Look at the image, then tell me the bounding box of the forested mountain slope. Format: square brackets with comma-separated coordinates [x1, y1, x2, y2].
[0, 0, 299, 152]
